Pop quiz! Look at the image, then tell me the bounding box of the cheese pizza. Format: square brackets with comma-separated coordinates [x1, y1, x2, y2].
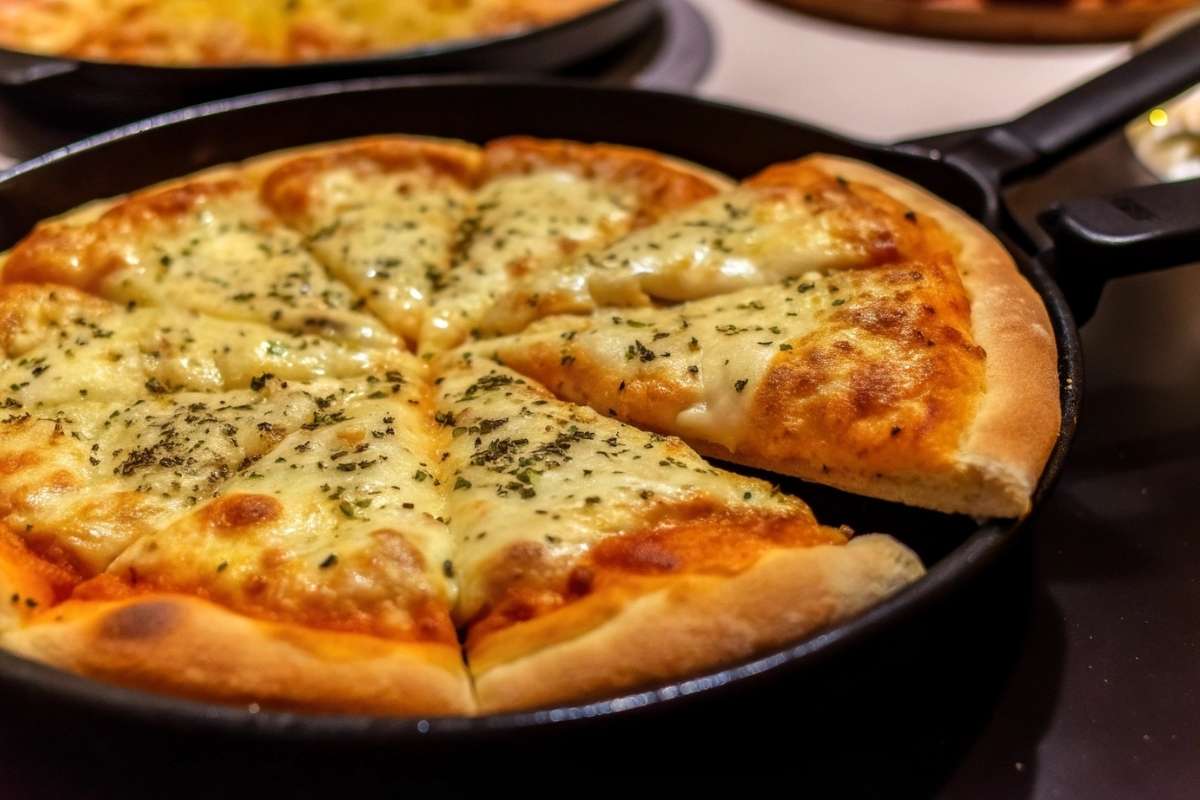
[0, 134, 1059, 715]
[0, 0, 614, 66]
[482, 156, 1059, 517]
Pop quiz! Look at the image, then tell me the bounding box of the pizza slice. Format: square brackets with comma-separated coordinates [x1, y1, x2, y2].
[483, 159, 1060, 518]
[417, 137, 730, 353]
[435, 355, 923, 712]
[0, 374, 384, 583]
[476, 154, 955, 337]
[1, 172, 396, 348]
[260, 137, 481, 344]
[0, 283, 405, 408]
[1, 368, 471, 714]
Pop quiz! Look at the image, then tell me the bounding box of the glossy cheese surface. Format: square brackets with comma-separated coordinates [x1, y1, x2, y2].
[4, 180, 397, 348]
[0, 283, 398, 409]
[434, 357, 812, 624]
[91, 377, 456, 641]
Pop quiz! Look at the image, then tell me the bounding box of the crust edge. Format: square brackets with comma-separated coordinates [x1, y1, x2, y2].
[471, 535, 923, 713]
[805, 155, 1060, 517]
[1, 594, 476, 715]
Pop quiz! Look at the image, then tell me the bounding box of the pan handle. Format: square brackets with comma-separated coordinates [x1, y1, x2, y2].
[1038, 177, 1200, 322]
[945, 21, 1200, 186]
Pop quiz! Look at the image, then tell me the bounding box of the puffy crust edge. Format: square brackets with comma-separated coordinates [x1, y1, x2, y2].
[1, 594, 476, 715]
[484, 136, 735, 201]
[243, 134, 484, 190]
[471, 534, 923, 713]
[805, 156, 1060, 517]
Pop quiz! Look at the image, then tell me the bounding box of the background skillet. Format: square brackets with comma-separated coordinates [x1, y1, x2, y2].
[0, 0, 656, 122]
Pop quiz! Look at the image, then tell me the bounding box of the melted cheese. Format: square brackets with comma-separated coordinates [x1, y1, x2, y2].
[267, 164, 473, 343]
[478, 186, 880, 336]
[106, 382, 454, 638]
[435, 358, 804, 621]
[419, 170, 638, 353]
[488, 274, 862, 451]
[0, 285, 398, 409]
[487, 256, 985, 492]
[82, 185, 396, 347]
[0, 379, 350, 573]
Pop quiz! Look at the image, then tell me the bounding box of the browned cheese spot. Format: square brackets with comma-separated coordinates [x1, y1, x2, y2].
[203, 494, 282, 530]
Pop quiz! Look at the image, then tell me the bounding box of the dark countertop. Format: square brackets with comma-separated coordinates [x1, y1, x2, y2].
[945, 242, 1200, 800]
[936, 135, 1200, 799]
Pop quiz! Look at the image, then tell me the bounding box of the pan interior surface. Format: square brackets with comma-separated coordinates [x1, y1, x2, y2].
[0, 79, 1076, 740]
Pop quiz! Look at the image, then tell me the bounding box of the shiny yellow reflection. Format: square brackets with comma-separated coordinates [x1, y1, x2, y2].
[1148, 107, 1170, 128]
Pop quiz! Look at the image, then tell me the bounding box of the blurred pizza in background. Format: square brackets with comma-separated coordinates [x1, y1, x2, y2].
[767, 0, 1197, 42]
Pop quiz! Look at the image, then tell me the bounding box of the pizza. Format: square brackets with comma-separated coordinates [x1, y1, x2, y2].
[481, 156, 1060, 517]
[0, 0, 613, 66]
[0, 135, 1059, 715]
[771, 0, 1193, 42]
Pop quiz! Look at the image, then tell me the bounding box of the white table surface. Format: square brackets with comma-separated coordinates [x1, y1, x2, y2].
[691, 0, 1129, 142]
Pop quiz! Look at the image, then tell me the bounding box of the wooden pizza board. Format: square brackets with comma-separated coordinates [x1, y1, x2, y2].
[766, 0, 1197, 42]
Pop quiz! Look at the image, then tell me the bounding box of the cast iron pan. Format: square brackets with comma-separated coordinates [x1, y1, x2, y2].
[0, 23, 1198, 752]
[0, 0, 656, 122]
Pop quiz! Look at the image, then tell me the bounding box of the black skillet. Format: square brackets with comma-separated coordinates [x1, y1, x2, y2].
[0, 0, 656, 122]
[0, 23, 1199, 755]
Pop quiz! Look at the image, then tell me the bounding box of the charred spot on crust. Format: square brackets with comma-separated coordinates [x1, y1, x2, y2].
[98, 601, 182, 641]
[203, 494, 282, 530]
[566, 566, 594, 598]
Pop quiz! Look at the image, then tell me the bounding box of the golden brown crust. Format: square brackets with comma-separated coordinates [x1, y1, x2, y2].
[0, 281, 113, 355]
[258, 136, 484, 222]
[807, 156, 1060, 516]
[471, 534, 923, 712]
[3, 594, 475, 715]
[462, 502, 843, 642]
[2, 175, 247, 291]
[745, 158, 958, 266]
[484, 136, 734, 223]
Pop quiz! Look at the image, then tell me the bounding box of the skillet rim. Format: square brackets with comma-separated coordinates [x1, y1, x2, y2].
[0, 76, 1082, 741]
